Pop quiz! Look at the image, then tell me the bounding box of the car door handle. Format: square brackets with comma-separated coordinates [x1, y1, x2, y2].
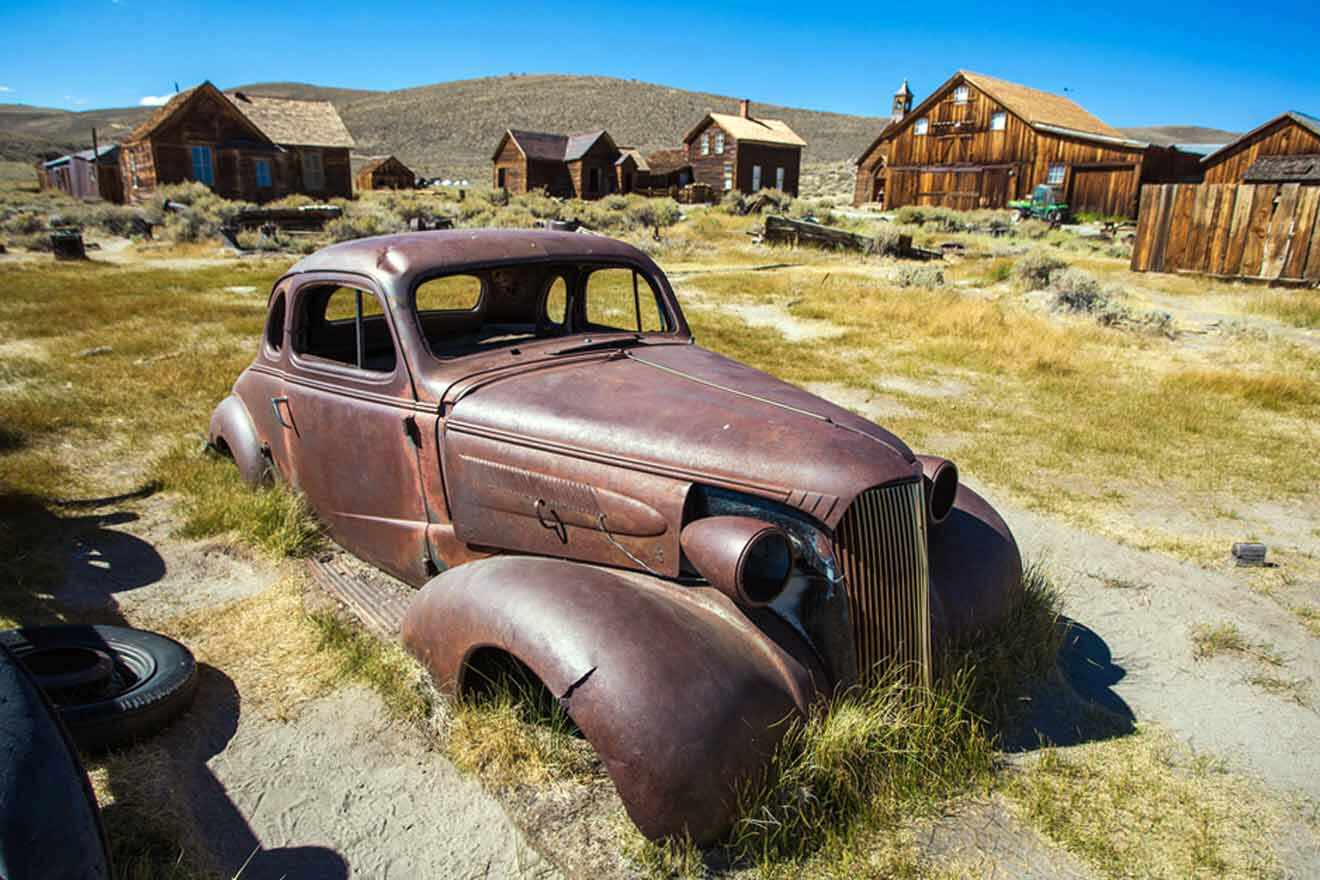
[270, 396, 293, 429]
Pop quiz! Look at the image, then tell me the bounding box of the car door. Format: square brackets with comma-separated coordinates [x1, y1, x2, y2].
[280, 273, 433, 584]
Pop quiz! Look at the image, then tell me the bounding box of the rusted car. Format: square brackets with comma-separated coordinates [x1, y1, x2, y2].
[210, 230, 1022, 844]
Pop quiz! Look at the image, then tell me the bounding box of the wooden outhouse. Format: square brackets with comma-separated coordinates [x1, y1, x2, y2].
[38, 145, 123, 203]
[491, 129, 621, 199]
[1201, 112, 1320, 184]
[118, 81, 355, 203]
[853, 71, 1192, 217]
[682, 101, 805, 196]
[355, 156, 416, 191]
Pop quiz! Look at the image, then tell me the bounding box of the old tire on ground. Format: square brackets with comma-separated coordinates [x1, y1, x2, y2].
[0, 624, 198, 753]
[0, 642, 111, 879]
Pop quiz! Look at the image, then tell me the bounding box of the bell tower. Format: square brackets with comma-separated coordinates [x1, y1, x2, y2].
[892, 80, 913, 122]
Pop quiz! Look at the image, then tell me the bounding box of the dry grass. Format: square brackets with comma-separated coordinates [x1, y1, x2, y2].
[1190, 622, 1282, 666]
[1242, 289, 1320, 329]
[1005, 730, 1282, 879]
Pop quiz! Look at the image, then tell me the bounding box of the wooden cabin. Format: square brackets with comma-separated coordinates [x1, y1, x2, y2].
[640, 149, 693, 190]
[1201, 112, 1320, 184]
[37, 145, 123, 203]
[119, 81, 355, 203]
[491, 129, 621, 200]
[683, 101, 805, 196]
[853, 72, 1192, 217]
[615, 148, 646, 194]
[355, 156, 416, 191]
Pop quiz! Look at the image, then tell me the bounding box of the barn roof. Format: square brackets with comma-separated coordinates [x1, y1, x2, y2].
[616, 147, 649, 170]
[685, 112, 806, 148]
[1201, 111, 1320, 164]
[226, 91, 355, 148]
[1243, 153, 1320, 183]
[123, 81, 354, 149]
[358, 155, 413, 176]
[958, 71, 1126, 140]
[646, 148, 690, 174]
[500, 129, 616, 162]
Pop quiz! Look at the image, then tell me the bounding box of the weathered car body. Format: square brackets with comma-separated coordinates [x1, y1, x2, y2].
[210, 229, 1022, 843]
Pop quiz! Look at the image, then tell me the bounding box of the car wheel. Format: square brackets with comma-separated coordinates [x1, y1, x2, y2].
[0, 625, 198, 753]
[0, 643, 111, 879]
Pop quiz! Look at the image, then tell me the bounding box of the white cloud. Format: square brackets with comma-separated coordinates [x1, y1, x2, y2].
[0, 86, 11, 93]
[139, 94, 171, 106]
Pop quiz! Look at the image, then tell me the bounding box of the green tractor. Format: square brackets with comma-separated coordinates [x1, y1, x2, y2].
[1009, 184, 1071, 226]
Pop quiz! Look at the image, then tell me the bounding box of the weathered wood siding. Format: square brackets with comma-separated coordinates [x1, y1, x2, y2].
[567, 138, 621, 199]
[685, 118, 801, 196]
[492, 137, 528, 195]
[357, 157, 415, 191]
[1131, 182, 1320, 282]
[686, 119, 736, 194]
[1203, 118, 1320, 184]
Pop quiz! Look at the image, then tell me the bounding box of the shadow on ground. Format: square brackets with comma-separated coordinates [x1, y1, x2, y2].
[1003, 617, 1136, 751]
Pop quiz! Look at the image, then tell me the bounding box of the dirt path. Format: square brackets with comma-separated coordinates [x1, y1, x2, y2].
[54, 494, 557, 879]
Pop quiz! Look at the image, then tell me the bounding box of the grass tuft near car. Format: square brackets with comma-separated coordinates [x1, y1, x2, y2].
[209, 229, 1022, 844]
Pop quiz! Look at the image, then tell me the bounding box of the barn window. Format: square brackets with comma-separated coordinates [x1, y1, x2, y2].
[776, 167, 785, 190]
[715, 131, 725, 154]
[189, 146, 214, 186]
[701, 134, 710, 156]
[302, 150, 325, 191]
[913, 118, 929, 136]
[953, 85, 969, 104]
[723, 163, 733, 191]
[752, 165, 762, 191]
[254, 158, 272, 188]
[1047, 163, 1066, 185]
[990, 112, 1007, 131]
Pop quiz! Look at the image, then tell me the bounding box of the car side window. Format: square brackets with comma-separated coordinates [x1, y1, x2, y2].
[584, 268, 665, 333]
[295, 285, 397, 373]
[265, 291, 285, 353]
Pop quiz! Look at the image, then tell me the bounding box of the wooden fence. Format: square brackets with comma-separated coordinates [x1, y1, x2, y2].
[1131, 183, 1320, 283]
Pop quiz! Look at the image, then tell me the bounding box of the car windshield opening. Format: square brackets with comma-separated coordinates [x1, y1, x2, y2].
[416, 262, 671, 360]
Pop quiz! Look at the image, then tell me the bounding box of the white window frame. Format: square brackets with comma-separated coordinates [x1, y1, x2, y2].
[700, 134, 710, 156]
[715, 131, 725, 154]
[751, 164, 762, 191]
[722, 162, 733, 192]
[776, 166, 785, 190]
[990, 111, 1007, 132]
[953, 85, 970, 104]
[190, 145, 214, 186]
[1047, 163, 1066, 185]
[254, 158, 272, 188]
[913, 117, 929, 136]
[302, 149, 325, 191]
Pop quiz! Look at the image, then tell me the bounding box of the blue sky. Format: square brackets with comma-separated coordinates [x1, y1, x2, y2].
[2, 1, 1317, 132]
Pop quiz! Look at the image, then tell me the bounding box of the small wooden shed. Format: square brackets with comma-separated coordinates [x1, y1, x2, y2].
[491, 129, 621, 199]
[38, 145, 123, 203]
[1201, 112, 1320, 184]
[355, 156, 416, 191]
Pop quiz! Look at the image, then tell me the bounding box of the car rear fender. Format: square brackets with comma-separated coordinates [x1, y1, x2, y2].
[402, 556, 822, 843]
[208, 394, 269, 487]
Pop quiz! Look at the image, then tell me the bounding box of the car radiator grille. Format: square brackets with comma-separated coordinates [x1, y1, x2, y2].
[834, 480, 932, 687]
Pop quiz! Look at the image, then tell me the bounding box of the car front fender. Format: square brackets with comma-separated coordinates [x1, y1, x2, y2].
[401, 556, 822, 844]
[927, 483, 1024, 645]
[208, 394, 269, 487]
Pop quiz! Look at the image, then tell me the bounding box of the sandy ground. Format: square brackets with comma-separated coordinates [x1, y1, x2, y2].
[53, 494, 557, 879]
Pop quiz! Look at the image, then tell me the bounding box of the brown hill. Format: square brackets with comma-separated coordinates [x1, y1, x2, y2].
[1, 75, 887, 179]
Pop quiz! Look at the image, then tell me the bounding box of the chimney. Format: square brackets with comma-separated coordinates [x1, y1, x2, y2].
[739, 99, 750, 119]
[892, 80, 913, 122]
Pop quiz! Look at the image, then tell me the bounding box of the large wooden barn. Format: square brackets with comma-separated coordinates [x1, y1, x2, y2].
[683, 101, 806, 196]
[491, 129, 621, 200]
[119, 81, 355, 203]
[355, 155, 416, 191]
[1201, 112, 1320, 184]
[853, 71, 1197, 217]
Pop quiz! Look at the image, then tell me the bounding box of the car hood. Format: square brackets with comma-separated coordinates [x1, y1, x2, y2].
[442, 344, 918, 528]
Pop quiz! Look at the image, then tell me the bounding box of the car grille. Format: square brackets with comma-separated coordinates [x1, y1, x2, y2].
[834, 480, 932, 686]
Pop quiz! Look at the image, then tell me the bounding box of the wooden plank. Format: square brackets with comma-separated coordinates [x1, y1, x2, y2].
[1305, 199, 1320, 281]
[1148, 184, 1176, 272]
[1131, 185, 1159, 271]
[1282, 187, 1320, 280]
[1162, 184, 1198, 270]
[1184, 184, 1211, 272]
[1222, 185, 1258, 276]
[1206, 186, 1237, 275]
[1261, 183, 1300, 280]
[1239, 185, 1279, 278]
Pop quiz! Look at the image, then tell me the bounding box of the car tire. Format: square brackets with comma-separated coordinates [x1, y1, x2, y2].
[0, 624, 198, 753]
[0, 642, 111, 879]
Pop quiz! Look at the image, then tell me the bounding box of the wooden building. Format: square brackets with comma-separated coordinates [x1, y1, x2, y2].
[119, 81, 355, 203]
[355, 155, 416, 191]
[1201, 112, 1320, 184]
[37, 145, 123, 203]
[852, 71, 1195, 217]
[491, 129, 621, 199]
[682, 101, 805, 196]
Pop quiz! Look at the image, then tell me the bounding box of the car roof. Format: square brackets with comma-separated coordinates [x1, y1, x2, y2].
[284, 229, 659, 293]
